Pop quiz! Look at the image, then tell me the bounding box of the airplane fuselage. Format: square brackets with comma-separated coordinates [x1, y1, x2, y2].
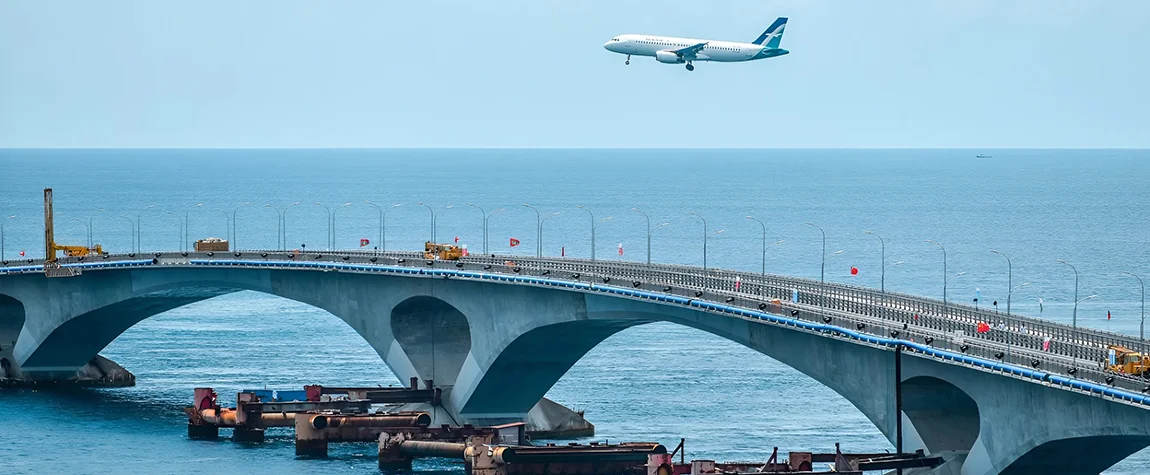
[604, 34, 787, 63]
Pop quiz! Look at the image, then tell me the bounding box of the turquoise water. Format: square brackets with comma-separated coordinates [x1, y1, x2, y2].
[2, 149, 1150, 474]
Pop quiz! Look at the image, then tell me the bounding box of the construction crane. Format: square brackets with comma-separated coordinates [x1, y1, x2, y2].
[43, 188, 104, 264]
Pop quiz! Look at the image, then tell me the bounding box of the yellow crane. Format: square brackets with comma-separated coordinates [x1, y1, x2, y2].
[43, 188, 104, 263]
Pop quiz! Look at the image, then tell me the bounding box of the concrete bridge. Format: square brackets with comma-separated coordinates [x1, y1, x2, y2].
[4, 251, 1150, 474]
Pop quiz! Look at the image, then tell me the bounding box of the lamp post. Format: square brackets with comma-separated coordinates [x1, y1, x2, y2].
[465, 203, 486, 254]
[689, 212, 708, 271]
[1057, 259, 1096, 369]
[86, 210, 103, 249]
[1121, 271, 1146, 346]
[382, 203, 401, 252]
[631, 208, 651, 265]
[137, 205, 154, 253]
[313, 202, 332, 250]
[416, 202, 435, 244]
[1, 215, 14, 261]
[476, 206, 502, 256]
[865, 231, 886, 293]
[435, 205, 456, 247]
[925, 240, 947, 307]
[747, 216, 768, 275]
[593, 216, 614, 260]
[115, 215, 136, 253]
[522, 203, 541, 257]
[265, 204, 284, 250]
[187, 203, 206, 251]
[277, 201, 301, 250]
[232, 202, 252, 250]
[990, 250, 1013, 315]
[331, 202, 352, 250]
[576, 205, 595, 260]
[539, 212, 561, 256]
[364, 201, 384, 253]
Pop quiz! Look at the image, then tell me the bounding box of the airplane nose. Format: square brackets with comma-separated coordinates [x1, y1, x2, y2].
[603, 41, 614, 51]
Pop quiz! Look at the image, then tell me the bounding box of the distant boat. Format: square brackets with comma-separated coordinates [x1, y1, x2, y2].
[975, 154, 992, 159]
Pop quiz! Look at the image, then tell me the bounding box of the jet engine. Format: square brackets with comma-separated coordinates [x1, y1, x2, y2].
[654, 50, 684, 64]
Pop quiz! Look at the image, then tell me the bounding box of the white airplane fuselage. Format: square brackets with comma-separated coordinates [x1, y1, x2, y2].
[604, 35, 773, 63]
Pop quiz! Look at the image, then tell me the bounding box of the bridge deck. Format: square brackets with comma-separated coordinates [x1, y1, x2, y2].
[3, 250, 1149, 406]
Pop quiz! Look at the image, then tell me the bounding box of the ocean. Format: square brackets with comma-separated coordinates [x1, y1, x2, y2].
[1, 149, 1149, 474]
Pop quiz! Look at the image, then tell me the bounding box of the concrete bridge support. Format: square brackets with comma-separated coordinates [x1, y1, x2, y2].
[5, 266, 1150, 473]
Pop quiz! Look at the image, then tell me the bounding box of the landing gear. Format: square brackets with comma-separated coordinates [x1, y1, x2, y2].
[625, 54, 631, 66]
[685, 62, 695, 71]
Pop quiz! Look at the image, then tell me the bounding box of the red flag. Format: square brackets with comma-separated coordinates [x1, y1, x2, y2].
[618, 243, 624, 256]
[19, 250, 25, 257]
[454, 236, 459, 243]
[359, 238, 370, 247]
[461, 245, 468, 257]
[1108, 311, 1112, 321]
[976, 322, 990, 333]
[850, 266, 859, 276]
[509, 238, 520, 247]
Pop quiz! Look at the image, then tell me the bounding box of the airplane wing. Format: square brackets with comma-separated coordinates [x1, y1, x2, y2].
[670, 42, 707, 59]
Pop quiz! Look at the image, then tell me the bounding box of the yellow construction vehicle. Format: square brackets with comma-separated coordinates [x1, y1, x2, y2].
[1107, 345, 1150, 376]
[424, 241, 463, 260]
[44, 188, 105, 262]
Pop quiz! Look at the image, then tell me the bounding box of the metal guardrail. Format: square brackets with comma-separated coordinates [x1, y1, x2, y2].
[3, 249, 1149, 401]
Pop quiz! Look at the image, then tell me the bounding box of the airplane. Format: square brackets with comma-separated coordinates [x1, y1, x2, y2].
[603, 17, 789, 71]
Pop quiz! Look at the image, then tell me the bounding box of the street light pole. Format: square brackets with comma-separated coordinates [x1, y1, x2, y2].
[1057, 259, 1091, 370]
[382, 203, 401, 252]
[417, 202, 435, 244]
[593, 216, 614, 260]
[365, 201, 384, 253]
[747, 216, 767, 275]
[1121, 271, 1146, 344]
[232, 202, 252, 250]
[265, 204, 284, 250]
[865, 231, 886, 293]
[466, 203, 485, 254]
[482, 208, 503, 255]
[926, 240, 947, 307]
[523, 204, 541, 257]
[313, 203, 332, 251]
[990, 250, 1013, 315]
[137, 205, 154, 253]
[540, 212, 560, 256]
[116, 215, 136, 253]
[332, 202, 352, 250]
[631, 208, 651, 265]
[577, 205, 595, 260]
[281, 201, 301, 250]
[689, 212, 708, 271]
[1, 215, 14, 261]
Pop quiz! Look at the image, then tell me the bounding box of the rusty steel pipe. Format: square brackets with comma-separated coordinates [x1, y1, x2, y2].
[199, 408, 238, 426]
[398, 441, 467, 459]
[198, 409, 296, 428]
[309, 412, 431, 431]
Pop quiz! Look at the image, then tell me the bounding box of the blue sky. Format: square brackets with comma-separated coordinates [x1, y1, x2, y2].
[1, 1, 1147, 148]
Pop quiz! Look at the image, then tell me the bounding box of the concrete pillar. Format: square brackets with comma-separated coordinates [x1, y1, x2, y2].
[233, 427, 265, 444]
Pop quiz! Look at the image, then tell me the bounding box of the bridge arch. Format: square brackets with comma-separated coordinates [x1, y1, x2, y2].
[391, 296, 472, 385]
[1000, 435, 1150, 475]
[0, 293, 25, 378]
[900, 375, 980, 455]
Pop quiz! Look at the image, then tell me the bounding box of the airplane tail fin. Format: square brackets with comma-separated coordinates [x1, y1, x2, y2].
[752, 17, 788, 48]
